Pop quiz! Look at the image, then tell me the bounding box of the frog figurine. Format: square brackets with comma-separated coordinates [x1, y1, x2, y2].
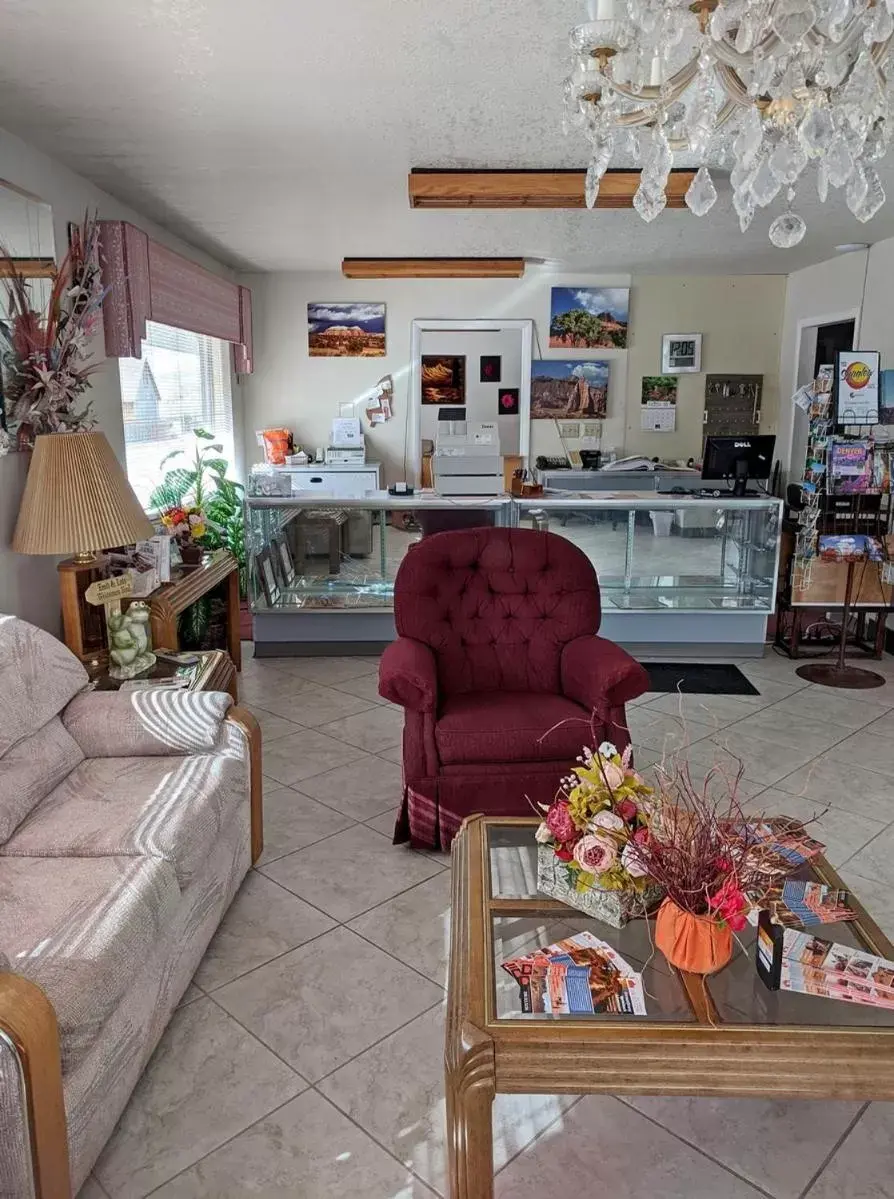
[108, 601, 157, 680]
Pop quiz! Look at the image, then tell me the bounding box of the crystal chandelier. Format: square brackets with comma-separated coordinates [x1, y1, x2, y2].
[564, 0, 893, 246]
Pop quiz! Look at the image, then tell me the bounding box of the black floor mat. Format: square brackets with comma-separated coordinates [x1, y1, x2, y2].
[645, 662, 760, 696]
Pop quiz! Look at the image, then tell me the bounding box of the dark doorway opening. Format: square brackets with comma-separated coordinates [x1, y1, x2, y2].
[814, 319, 855, 377]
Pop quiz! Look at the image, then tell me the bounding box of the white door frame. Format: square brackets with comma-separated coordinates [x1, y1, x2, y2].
[782, 306, 862, 481]
[407, 318, 534, 487]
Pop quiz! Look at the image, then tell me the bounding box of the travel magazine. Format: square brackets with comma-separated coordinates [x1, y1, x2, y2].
[501, 932, 647, 1016]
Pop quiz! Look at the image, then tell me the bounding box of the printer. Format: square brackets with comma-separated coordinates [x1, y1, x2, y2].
[325, 416, 366, 466]
[433, 413, 504, 496]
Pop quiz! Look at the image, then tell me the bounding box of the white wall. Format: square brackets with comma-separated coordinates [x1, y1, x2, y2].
[776, 249, 868, 482]
[240, 270, 785, 484]
[0, 125, 241, 634]
[624, 276, 785, 461]
[242, 270, 632, 484]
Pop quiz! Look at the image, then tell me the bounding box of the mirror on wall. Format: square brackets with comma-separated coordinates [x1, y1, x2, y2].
[0, 180, 55, 271]
[409, 319, 532, 492]
[0, 181, 56, 441]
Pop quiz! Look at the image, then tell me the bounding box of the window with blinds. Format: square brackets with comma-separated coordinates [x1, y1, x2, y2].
[118, 320, 235, 508]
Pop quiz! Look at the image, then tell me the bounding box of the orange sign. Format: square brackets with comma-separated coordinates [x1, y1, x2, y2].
[843, 360, 872, 390]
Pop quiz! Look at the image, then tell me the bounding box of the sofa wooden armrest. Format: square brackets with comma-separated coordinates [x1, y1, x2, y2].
[0, 972, 70, 1199]
[227, 706, 263, 864]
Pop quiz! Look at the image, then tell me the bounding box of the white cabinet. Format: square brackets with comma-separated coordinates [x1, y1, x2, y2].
[278, 463, 381, 497]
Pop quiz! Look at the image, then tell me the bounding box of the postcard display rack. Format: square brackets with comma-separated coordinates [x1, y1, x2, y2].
[777, 366, 893, 678]
[246, 491, 783, 655]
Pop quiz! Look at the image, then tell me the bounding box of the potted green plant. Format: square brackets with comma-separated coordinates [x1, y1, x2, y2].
[150, 429, 246, 642]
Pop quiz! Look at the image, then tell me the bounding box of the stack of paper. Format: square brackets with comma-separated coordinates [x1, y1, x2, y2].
[781, 930, 894, 1010]
[501, 932, 646, 1016]
[748, 880, 856, 929]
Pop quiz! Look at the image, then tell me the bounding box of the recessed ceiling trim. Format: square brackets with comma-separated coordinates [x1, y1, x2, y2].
[341, 257, 526, 278]
[408, 168, 697, 210]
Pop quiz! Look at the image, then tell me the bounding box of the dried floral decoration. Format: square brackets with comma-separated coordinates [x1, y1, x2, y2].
[0, 213, 106, 450]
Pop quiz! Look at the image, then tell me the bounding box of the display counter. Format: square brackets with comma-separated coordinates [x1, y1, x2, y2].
[246, 490, 782, 655]
[515, 491, 782, 654]
[247, 491, 513, 654]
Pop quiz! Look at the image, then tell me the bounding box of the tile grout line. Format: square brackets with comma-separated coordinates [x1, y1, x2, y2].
[640, 695, 887, 792]
[796, 1101, 870, 1199]
[612, 1096, 779, 1199]
[253, 803, 402, 869]
[262, 738, 402, 789]
[139, 1092, 306, 1197]
[303, 1081, 445, 1197]
[492, 1095, 586, 1179]
[311, 996, 446, 1088]
[256, 821, 444, 891]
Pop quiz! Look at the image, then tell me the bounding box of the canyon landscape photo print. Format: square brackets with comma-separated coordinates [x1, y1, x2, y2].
[308, 302, 386, 357]
[549, 287, 629, 350]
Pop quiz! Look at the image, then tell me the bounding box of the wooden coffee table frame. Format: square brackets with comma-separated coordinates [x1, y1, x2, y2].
[446, 815, 894, 1199]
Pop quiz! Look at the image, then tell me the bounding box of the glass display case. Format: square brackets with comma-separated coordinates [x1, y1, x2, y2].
[515, 491, 782, 651]
[245, 490, 782, 654]
[514, 492, 781, 612]
[246, 492, 513, 653]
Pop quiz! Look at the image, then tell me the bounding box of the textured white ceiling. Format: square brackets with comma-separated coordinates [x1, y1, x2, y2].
[0, 0, 891, 274]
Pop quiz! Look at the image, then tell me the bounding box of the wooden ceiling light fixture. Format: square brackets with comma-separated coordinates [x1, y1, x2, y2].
[0, 257, 56, 278]
[341, 257, 526, 279]
[408, 168, 697, 209]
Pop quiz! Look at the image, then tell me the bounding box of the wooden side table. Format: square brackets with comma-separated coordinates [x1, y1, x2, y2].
[145, 549, 242, 671]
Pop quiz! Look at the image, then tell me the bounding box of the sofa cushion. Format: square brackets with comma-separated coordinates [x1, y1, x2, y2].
[0, 854, 180, 1071]
[0, 615, 87, 756]
[435, 691, 593, 766]
[0, 716, 84, 842]
[1, 744, 248, 888]
[63, 688, 233, 757]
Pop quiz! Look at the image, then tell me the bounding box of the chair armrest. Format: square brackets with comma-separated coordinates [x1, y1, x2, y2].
[379, 637, 439, 713]
[561, 636, 650, 713]
[62, 688, 233, 757]
[0, 971, 70, 1199]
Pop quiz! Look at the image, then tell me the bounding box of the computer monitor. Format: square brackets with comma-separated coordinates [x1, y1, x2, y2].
[702, 435, 776, 496]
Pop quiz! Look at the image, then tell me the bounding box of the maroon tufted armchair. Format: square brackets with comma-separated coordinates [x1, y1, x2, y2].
[378, 527, 650, 851]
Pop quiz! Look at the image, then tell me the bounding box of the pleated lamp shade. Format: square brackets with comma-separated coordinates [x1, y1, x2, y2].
[13, 432, 155, 555]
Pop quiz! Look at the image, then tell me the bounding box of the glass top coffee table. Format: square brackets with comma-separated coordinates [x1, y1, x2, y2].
[446, 816, 894, 1199]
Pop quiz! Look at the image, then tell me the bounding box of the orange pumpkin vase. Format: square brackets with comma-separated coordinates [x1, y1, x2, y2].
[655, 898, 733, 974]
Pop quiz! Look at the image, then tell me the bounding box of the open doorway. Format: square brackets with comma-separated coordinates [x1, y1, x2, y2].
[787, 311, 859, 482]
[814, 319, 856, 377]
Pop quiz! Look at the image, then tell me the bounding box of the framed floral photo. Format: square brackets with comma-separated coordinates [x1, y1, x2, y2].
[256, 547, 281, 606]
[271, 532, 296, 588]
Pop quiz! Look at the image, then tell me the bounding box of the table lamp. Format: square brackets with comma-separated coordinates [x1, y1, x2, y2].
[12, 431, 155, 660]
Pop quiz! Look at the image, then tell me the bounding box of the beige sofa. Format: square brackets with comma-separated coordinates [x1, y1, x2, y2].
[0, 616, 262, 1198]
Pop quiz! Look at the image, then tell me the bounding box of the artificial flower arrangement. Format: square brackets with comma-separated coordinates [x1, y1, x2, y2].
[535, 740, 664, 928]
[159, 503, 218, 564]
[160, 503, 211, 542]
[0, 213, 106, 451]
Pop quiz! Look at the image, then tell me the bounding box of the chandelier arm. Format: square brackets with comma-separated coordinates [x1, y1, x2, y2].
[664, 99, 738, 149]
[606, 58, 700, 104]
[711, 32, 784, 70]
[715, 62, 754, 107]
[871, 34, 893, 74]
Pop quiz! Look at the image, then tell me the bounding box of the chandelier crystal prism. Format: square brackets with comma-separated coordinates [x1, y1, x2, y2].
[564, 0, 893, 246]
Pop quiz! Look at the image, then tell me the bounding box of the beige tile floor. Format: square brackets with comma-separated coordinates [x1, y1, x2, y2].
[82, 646, 894, 1198]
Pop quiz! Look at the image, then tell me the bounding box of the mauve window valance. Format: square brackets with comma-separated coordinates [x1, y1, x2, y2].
[98, 220, 253, 373]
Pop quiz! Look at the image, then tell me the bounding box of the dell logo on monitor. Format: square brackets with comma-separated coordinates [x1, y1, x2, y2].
[734, 441, 752, 448]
